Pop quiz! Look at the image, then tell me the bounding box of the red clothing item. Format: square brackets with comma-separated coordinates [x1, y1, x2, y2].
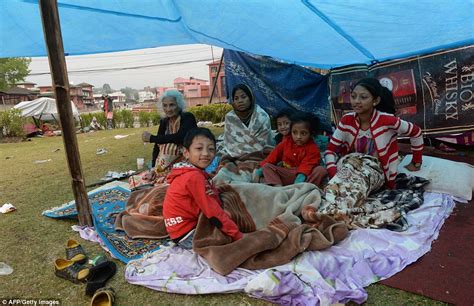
[260, 135, 321, 176]
[163, 163, 243, 241]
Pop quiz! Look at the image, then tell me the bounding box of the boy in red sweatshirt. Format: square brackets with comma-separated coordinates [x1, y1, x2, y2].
[255, 113, 327, 187]
[163, 127, 243, 249]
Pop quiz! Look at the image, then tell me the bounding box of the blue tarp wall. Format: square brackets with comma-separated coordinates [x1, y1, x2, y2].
[224, 50, 331, 131]
[2, 1, 473, 68]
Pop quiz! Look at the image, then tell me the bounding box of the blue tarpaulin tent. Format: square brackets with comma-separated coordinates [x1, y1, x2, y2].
[224, 49, 332, 131]
[1, 0, 473, 68]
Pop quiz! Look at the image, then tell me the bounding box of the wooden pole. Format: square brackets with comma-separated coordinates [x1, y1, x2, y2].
[39, 0, 93, 226]
[208, 52, 225, 104]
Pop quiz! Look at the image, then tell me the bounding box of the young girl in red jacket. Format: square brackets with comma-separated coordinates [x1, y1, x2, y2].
[325, 77, 424, 189]
[255, 113, 327, 187]
[163, 127, 243, 249]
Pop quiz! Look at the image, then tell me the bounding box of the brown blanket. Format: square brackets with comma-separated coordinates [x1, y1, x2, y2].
[193, 212, 348, 275]
[193, 183, 348, 275]
[115, 182, 348, 275]
[114, 185, 169, 239]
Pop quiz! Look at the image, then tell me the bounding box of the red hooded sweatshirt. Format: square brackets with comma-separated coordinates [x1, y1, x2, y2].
[163, 162, 243, 241]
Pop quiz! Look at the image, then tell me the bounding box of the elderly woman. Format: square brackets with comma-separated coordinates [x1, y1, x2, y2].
[219, 84, 274, 157]
[135, 90, 197, 186]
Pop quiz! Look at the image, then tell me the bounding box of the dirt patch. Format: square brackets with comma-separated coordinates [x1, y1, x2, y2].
[0, 136, 25, 143]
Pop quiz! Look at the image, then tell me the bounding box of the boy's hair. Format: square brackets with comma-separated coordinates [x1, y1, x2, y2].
[275, 108, 293, 120]
[290, 112, 319, 135]
[183, 127, 216, 149]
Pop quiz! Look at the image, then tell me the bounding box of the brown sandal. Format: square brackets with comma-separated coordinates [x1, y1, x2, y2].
[54, 258, 89, 284]
[66, 239, 87, 264]
[90, 287, 115, 306]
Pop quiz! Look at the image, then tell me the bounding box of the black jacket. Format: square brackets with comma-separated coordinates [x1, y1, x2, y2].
[150, 112, 197, 167]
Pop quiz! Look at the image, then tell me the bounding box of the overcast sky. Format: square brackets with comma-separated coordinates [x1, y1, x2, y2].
[26, 44, 223, 91]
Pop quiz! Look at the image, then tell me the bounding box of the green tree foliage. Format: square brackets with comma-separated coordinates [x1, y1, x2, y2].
[120, 87, 139, 101]
[150, 111, 161, 126]
[0, 108, 25, 137]
[138, 111, 151, 127]
[0, 57, 31, 90]
[102, 83, 113, 94]
[121, 109, 134, 128]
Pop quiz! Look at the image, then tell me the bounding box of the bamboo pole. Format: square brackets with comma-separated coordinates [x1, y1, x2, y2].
[39, 0, 93, 226]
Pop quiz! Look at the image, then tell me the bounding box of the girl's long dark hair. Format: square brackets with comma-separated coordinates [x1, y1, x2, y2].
[352, 78, 396, 114]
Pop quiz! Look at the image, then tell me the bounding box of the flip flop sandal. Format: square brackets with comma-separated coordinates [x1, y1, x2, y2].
[85, 261, 117, 297]
[90, 287, 115, 306]
[54, 258, 89, 284]
[66, 239, 88, 264]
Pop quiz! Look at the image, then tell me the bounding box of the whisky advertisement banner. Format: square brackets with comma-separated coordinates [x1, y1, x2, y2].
[329, 45, 474, 135]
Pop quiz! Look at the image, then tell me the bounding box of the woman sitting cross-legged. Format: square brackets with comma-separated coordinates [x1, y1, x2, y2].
[325, 77, 424, 189]
[254, 112, 327, 187]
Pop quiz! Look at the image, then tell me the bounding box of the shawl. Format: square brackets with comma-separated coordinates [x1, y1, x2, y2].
[219, 104, 274, 158]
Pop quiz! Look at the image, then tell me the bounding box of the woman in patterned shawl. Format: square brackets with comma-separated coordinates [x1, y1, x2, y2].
[219, 84, 274, 158]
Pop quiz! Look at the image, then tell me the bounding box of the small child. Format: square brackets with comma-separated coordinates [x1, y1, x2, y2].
[255, 113, 327, 187]
[274, 109, 293, 145]
[163, 127, 243, 249]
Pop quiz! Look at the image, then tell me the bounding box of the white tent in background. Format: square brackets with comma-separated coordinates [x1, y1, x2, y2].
[14, 97, 80, 121]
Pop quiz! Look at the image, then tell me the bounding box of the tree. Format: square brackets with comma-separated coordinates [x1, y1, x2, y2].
[102, 83, 113, 94]
[0, 57, 31, 90]
[120, 87, 139, 100]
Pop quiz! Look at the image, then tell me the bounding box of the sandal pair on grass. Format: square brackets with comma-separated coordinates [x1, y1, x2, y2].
[54, 239, 89, 283]
[54, 239, 117, 304]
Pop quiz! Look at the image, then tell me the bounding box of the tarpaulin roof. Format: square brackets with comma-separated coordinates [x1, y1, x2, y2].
[14, 97, 79, 121]
[1, 0, 473, 68]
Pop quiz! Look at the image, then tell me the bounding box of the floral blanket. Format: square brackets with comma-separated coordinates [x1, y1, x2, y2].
[304, 153, 430, 230]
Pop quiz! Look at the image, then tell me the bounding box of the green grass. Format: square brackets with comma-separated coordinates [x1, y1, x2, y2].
[0, 127, 447, 305]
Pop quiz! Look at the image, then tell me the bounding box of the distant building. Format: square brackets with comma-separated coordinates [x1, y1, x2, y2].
[76, 82, 94, 107]
[37, 83, 95, 110]
[0, 86, 38, 105]
[138, 89, 156, 103]
[93, 94, 103, 104]
[173, 77, 209, 98]
[207, 59, 226, 99]
[15, 81, 37, 90]
[93, 91, 128, 109]
[156, 86, 172, 100]
[110, 91, 126, 108]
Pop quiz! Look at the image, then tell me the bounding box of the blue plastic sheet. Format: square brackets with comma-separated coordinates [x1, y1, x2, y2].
[1, 0, 473, 68]
[224, 49, 331, 132]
